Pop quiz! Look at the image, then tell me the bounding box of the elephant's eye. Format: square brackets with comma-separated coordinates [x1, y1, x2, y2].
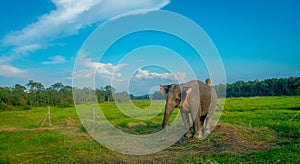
[175, 98, 180, 102]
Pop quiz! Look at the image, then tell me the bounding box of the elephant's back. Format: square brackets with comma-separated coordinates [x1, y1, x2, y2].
[181, 80, 215, 112]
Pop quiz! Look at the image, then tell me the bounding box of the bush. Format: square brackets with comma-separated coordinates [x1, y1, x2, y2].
[22, 105, 32, 110]
[58, 101, 73, 108]
[0, 103, 15, 111]
[0, 102, 6, 111]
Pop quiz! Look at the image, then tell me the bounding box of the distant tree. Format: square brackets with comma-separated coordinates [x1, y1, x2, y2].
[44, 88, 57, 105]
[151, 91, 164, 100]
[26, 80, 44, 93]
[50, 82, 64, 91]
[114, 91, 130, 102]
[0, 87, 11, 106]
[134, 94, 150, 100]
[61, 85, 73, 107]
[296, 87, 300, 96]
[11, 84, 26, 106]
[47, 83, 71, 107]
[25, 80, 45, 106]
[214, 84, 227, 98]
[103, 85, 115, 102]
[95, 88, 105, 103]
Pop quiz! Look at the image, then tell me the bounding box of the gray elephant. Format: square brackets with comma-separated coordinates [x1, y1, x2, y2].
[160, 80, 218, 139]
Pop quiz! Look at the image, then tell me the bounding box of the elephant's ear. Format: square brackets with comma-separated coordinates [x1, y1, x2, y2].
[160, 85, 169, 99]
[180, 87, 192, 110]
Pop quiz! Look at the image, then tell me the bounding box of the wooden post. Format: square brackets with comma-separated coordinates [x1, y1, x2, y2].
[48, 106, 52, 126]
[93, 107, 96, 125]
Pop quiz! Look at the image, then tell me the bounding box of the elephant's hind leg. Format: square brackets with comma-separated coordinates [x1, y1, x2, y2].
[203, 90, 217, 135]
[202, 116, 211, 134]
[192, 113, 202, 139]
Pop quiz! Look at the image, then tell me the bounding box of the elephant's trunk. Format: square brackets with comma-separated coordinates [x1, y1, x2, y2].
[162, 103, 174, 129]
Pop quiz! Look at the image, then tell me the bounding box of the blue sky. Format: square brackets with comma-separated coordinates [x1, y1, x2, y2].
[0, 0, 299, 94]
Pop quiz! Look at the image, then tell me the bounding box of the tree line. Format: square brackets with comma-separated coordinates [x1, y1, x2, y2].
[0, 80, 116, 110]
[0, 77, 299, 110]
[215, 77, 300, 97]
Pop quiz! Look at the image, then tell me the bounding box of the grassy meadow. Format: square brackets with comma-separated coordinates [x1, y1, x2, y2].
[0, 97, 300, 163]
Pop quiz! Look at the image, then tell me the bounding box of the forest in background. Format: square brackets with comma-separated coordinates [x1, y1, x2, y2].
[0, 77, 300, 110]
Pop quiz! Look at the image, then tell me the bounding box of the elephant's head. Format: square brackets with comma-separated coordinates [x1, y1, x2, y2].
[160, 84, 192, 129]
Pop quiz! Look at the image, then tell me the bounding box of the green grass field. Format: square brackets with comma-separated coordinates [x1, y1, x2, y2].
[0, 97, 300, 163]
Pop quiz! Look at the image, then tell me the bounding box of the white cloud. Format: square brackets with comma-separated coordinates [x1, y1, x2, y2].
[82, 56, 125, 77]
[0, 44, 43, 64]
[70, 69, 94, 79]
[42, 55, 66, 64]
[0, 65, 28, 78]
[72, 52, 126, 81]
[135, 68, 186, 82]
[13, 44, 42, 54]
[1, 0, 170, 50]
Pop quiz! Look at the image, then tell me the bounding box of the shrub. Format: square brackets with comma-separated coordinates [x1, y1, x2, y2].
[22, 105, 32, 110]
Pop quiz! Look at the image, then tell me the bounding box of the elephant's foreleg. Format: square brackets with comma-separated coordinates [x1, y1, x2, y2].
[180, 110, 193, 138]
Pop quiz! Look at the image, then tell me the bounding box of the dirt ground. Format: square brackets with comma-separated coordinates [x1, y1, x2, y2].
[112, 123, 276, 163]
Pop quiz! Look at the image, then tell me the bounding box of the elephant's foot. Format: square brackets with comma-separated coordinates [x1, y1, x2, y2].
[193, 133, 202, 139]
[202, 128, 211, 134]
[185, 131, 193, 138]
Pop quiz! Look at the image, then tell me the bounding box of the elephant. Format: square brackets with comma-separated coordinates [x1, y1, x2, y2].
[160, 80, 218, 139]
